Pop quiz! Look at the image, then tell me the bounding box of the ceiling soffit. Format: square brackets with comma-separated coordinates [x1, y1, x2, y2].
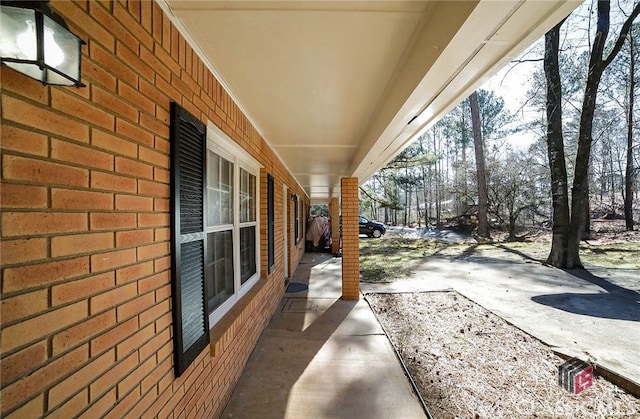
[351, 0, 582, 182]
[161, 0, 580, 202]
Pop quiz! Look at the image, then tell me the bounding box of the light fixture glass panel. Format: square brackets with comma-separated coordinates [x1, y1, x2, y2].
[0, 7, 37, 61]
[45, 69, 73, 85]
[43, 14, 81, 83]
[1, 4, 84, 87]
[4, 61, 43, 80]
[43, 16, 64, 67]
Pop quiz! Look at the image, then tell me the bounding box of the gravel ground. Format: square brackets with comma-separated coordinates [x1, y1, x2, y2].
[366, 292, 640, 419]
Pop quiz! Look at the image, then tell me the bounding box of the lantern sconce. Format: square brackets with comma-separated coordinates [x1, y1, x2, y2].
[0, 0, 85, 87]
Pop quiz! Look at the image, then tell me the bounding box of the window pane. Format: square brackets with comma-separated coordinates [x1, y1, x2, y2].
[240, 169, 256, 223]
[207, 151, 233, 226]
[240, 226, 256, 284]
[207, 151, 219, 189]
[206, 231, 234, 312]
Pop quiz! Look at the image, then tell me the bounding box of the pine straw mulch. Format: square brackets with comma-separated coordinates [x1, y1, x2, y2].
[366, 291, 640, 419]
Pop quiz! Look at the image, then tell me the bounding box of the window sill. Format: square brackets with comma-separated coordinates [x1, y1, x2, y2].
[209, 277, 269, 357]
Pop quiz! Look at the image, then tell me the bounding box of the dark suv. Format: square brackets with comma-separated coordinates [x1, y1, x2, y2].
[359, 216, 386, 238]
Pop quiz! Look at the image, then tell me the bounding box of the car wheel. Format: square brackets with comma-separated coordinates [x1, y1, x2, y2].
[371, 228, 383, 238]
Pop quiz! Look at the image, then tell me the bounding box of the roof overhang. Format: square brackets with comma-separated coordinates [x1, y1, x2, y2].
[159, 0, 580, 203]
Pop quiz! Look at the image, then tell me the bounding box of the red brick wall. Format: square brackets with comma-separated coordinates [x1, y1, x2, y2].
[0, 1, 307, 417]
[340, 177, 360, 300]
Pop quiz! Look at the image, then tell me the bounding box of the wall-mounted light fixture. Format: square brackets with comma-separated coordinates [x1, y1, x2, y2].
[0, 0, 85, 87]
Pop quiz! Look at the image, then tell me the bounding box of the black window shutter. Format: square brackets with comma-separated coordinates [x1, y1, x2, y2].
[267, 174, 275, 273]
[170, 102, 210, 377]
[293, 195, 299, 243]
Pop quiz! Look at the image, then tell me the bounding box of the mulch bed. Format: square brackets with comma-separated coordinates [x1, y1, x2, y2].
[366, 292, 640, 418]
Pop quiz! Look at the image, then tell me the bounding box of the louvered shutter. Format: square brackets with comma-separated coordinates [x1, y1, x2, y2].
[170, 102, 210, 377]
[267, 174, 275, 273]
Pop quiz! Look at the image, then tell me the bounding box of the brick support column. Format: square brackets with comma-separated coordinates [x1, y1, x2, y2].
[340, 177, 360, 300]
[329, 197, 340, 254]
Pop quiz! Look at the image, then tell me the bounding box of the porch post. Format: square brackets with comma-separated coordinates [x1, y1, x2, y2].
[329, 197, 340, 254]
[340, 177, 360, 300]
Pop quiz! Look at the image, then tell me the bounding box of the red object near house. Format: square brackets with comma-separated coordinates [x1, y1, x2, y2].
[558, 358, 594, 394]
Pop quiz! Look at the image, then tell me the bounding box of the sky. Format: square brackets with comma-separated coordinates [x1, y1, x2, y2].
[483, 59, 541, 150]
[479, 0, 637, 151]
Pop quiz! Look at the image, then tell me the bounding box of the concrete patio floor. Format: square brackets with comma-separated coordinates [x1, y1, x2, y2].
[223, 248, 638, 418]
[222, 253, 427, 418]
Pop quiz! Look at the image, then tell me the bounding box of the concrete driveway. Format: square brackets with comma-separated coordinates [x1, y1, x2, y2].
[360, 247, 640, 395]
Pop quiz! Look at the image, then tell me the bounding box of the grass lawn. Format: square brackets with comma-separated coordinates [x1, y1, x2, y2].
[499, 240, 640, 270]
[359, 237, 640, 282]
[359, 237, 468, 282]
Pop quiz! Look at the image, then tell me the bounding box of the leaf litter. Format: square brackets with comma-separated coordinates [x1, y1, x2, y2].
[366, 292, 640, 418]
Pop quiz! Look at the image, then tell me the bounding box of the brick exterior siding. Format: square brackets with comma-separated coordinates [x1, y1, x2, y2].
[340, 177, 360, 300]
[0, 1, 307, 417]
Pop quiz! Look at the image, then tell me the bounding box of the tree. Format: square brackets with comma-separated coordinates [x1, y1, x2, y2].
[470, 91, 490, 238]
[624, 27, 636, 230]
[568, 1, 640, 266]
[545, 1, 640, 268]
[444, 101, 473, 215]
[487, 150, 544, 240]
[544, 18, 571, 267]
[439, 88, 515, 222]
[588, 18, 639, 224]
[414, 132, 442, 226]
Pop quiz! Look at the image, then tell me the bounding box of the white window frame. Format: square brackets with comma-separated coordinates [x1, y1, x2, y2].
[206, 122, 261, 327]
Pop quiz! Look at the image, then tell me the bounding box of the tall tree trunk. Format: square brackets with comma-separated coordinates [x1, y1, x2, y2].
[404, 165, 409, 226]
[404, 188, 411, 227]
[417, 188, 421, 228]
[424, 163, 431, 225]
[508, 210, 517, 241]
[609, 147, 616, 211]
[544, 19, 571, 267]
[625, 29, 636, 231]
[568, 0, 640, 268]
[470, 91, 490, 238]
[461, 138, 468, 214]
[443, 131, 448, 225]
[584, 195, 591, 240]
[434, 126, 441, 225]
[600, 156, 606, 202]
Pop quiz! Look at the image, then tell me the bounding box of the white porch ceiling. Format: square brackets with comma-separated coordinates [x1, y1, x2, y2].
[160, 0, 580, 203]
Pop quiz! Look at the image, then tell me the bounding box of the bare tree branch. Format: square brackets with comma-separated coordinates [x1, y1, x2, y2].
[603, 2, 640, 68]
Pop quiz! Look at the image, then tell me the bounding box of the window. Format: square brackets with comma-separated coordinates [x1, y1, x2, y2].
[170, 103, 261, 376]
[239, 168, 257, 284]
[267, 174, 275, 274]
[206, 124, 260, 326]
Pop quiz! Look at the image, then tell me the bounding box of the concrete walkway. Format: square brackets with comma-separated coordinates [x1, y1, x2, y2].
[361, 248, 640, 395]
[222, 253, 427, 419]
